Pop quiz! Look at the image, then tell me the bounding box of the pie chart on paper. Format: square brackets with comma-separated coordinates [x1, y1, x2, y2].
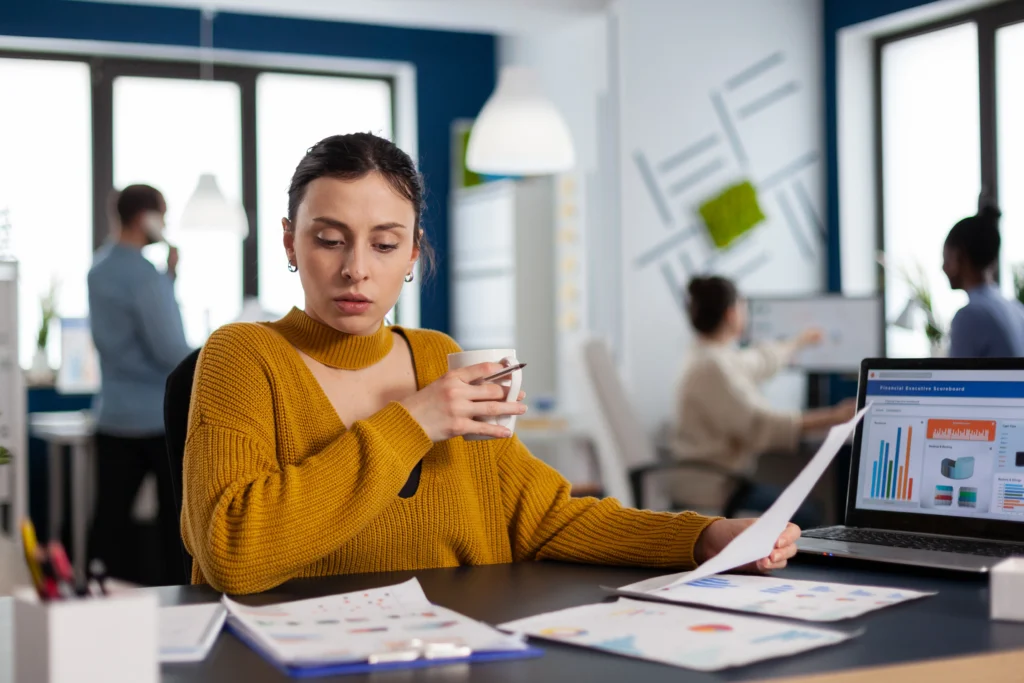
[689, 624, 733, 633]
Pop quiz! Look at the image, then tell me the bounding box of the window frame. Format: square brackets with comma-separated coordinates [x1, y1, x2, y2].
[873, 0, 1024, 353]
[0, 43, 400, 303]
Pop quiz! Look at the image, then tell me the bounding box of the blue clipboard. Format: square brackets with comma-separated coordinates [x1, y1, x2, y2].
[226, 620, 544, 678]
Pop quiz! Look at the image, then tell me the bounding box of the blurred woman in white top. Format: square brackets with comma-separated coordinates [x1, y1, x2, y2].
[669, 276, 854, 525]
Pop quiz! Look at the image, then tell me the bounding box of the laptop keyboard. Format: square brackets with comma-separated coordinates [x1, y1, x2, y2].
[803, 526, 1024, 558]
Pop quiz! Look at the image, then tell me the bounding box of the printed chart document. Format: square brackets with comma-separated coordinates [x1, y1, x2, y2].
[160, 603, 227, 663]
[223, 578, 532, 671]
[501, 598, 857, 672]
[616, 574, 933, 622]
[623, 407, 869, 594]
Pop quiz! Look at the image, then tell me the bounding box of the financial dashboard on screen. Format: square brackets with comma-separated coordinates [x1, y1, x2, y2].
[856, 368, 1024, 524]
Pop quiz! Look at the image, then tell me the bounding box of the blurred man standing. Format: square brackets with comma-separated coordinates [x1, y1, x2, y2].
[87, 184, 191, 585]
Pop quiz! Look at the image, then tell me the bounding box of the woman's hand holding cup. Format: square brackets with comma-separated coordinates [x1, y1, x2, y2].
[400, 361, 526, 442]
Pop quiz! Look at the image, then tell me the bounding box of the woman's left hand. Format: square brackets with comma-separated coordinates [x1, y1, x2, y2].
[693, 519, 801, 572]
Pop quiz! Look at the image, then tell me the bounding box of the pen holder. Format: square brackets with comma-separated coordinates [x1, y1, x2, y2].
[13, 587, 159, 683]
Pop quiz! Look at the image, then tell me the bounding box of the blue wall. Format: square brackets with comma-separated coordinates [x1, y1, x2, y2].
[823, 0, 939, 292]
[0, 0, 497, 334]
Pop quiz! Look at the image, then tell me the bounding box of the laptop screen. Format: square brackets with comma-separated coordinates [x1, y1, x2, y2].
[855, 368, 1024, 523]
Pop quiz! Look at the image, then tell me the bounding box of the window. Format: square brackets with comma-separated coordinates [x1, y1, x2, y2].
[880, 23, 980, 357]
[113, 76, 243, 348]
[0, 58, 92, 369]
[255, 73, 393, 318]
[997, 21, 1024, 302]
[876, 2, 1024, 356]
[0, 49, 400, 370]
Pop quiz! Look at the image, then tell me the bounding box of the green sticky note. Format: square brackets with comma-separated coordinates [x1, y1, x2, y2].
[698, 180, 766, 249]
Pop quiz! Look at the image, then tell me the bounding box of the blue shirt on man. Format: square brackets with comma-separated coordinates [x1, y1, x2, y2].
[948, 284, 1024, 358]
[87, 243, 192, 435]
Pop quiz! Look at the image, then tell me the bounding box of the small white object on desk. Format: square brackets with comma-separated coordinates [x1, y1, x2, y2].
[160, 603, 227, 663]
[990, 557, 1024, 621]
[13, 586, 158, 683]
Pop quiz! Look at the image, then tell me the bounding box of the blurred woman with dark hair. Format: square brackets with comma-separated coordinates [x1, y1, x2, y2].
[668, 276, 854, 525]
[942, 202, 1024, 358]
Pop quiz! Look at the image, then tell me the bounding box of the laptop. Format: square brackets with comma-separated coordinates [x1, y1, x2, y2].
[798, 358, 1024, 572]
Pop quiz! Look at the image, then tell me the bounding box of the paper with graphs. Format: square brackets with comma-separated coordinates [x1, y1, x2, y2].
[616, 574, 932, 622]
[501, 598, 857, 671]
[623, 406, 869, 594]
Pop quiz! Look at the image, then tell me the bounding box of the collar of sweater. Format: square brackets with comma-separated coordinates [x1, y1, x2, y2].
[268, 307, 394, 370]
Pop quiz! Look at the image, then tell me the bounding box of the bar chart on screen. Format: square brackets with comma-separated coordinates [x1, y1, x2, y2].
[927, 419, 997, 442]
[995, 476, 1024, 513]
[865, 419, 925, 504]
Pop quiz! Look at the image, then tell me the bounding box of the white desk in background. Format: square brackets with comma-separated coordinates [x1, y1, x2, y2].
[28, 410, 95, 582]
[516, 417, 603, 496]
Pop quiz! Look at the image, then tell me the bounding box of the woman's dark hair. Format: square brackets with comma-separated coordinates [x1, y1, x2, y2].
[686, 275, 739, 335]
[945, 202, 1002, 271]
[113, 184, 165, 227]
[287, 133, 435, 278]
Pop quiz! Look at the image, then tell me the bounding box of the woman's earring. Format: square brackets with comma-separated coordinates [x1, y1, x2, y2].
[287, 260, 298, 273]
[404, 272, 414, 283]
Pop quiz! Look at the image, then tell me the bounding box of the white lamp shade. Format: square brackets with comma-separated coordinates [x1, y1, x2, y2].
[892, 299, 917, 330]
[466, 66, 575, 176]
[180, 173, 249, 238]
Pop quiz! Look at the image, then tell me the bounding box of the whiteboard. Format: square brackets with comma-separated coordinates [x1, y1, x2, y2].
[746, 296, 883, 372]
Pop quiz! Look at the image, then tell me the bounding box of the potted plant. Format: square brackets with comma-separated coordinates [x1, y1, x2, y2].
[27, 280, 58, 384]
[1014, 264, 1024, 307]
[879, 254, 946, 356]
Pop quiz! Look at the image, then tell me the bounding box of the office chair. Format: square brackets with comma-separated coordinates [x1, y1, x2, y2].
[163, 348, 201, 584]
[580, 339, 752, 515]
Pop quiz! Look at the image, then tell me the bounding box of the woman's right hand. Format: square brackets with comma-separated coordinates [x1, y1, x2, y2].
[832, 397, 857, 422]
[796, 327, 824, 348]
[399, 362, 527, 442]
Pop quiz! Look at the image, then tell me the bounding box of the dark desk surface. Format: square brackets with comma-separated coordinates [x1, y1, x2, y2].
[3, 559, 1023, 682]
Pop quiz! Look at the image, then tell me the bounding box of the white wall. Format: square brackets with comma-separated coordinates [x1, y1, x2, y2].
[620, 0, 825, 427]
[501, 0, 825, 428]
[500, 15, 616, 414]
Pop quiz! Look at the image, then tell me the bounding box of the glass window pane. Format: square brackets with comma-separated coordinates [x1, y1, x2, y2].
[998, 21, 1024, 301]
[881, 23, 981, 357]
[113, 76, 243, 348]
[256, 73, 393, 319]
[0, 59, 92, 369]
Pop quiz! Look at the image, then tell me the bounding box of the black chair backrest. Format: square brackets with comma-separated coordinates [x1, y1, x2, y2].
[164, 348, 201, 582]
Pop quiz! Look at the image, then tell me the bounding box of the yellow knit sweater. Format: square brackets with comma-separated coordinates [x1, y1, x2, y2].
[181, 309, 718, 594]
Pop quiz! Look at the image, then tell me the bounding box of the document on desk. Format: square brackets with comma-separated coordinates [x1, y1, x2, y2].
[222, 578, 535, 673]
[160, 603, 227, 663]
[500, 597, 858, 672]
[622, 406, 869, 595]
[615, 574, 933, 622]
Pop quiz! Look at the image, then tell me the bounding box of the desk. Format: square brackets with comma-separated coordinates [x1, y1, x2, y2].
[27, 411, 95, 582]
[517, 418, 602, 495]
[3, 560, 1023, 682]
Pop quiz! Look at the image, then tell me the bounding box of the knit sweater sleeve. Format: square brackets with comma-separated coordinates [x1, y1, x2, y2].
[181, 324, 434, 594]
[496, 437, 719, 568]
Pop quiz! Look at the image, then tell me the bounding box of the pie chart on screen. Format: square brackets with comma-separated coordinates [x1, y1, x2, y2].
[689, 624, 733, 633]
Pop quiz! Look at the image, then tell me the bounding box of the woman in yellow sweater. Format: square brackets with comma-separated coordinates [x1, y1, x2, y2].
[181, 133, 800, 594]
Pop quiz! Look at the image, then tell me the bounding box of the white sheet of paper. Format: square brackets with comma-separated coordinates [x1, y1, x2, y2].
[160, 603, 227, 663]
[623, 406, 869, 594]
[500, 597, 857, 672]
[223, 578, 527, 666]
[616, 574, 933, 622]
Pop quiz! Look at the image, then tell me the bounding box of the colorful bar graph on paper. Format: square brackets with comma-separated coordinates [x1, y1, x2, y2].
[926, 419, 996, 442]
[869, 426, 914, 502]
